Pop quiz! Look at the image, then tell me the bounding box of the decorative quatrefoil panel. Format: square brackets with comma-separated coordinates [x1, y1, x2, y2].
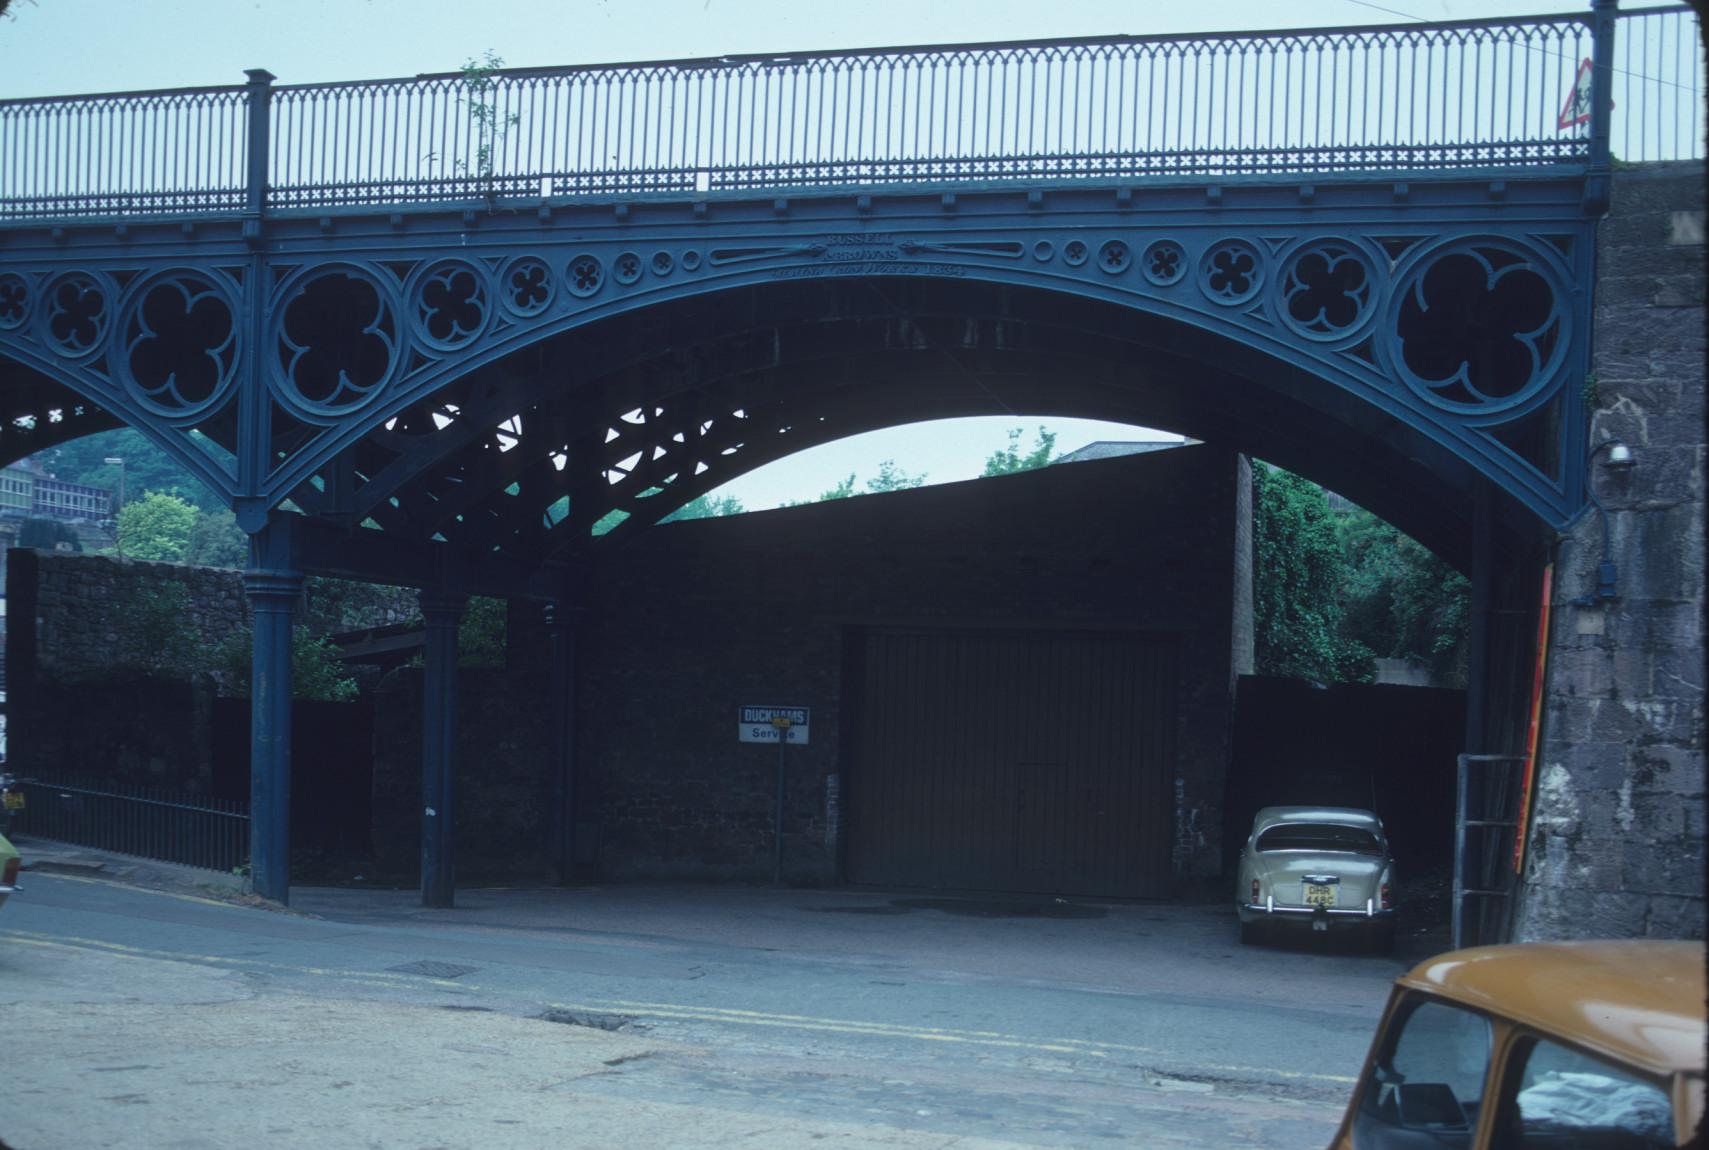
[273, 267, 400, 421]
[500, 256, 554, 318]
[1392, 241, 1566, 414]
[410, 260, 491, 351]
[37, 271, 114, 359]
[567, 253, 605, 298]
[117, 270, 240, 422]
[1142, 241, 1186, 287]
[0, 273, 28, 332]
[1278, 241, 1377, 342]
[1199, 240, 1264, 306]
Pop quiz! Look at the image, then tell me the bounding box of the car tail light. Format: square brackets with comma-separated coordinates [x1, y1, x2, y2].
[1250, 879, 1260, 903]
[2, 858, 17, 886]
[1380, 883, 1392, 910]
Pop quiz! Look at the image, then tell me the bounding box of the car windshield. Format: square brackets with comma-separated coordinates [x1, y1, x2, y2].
[1256, 823, 1383, 855]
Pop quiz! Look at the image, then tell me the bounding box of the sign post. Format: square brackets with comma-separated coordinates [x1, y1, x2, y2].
[771, 714, 790, 885]
[739, 706, 810, 885]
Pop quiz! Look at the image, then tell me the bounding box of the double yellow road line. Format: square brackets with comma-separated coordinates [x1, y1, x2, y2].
[4, 911, 1355, 1089]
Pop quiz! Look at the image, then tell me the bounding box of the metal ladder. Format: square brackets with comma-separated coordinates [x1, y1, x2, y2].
[1453, 754, 1526, 950]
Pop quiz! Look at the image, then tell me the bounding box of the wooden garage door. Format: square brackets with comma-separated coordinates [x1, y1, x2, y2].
[846, 628, 1177, 898]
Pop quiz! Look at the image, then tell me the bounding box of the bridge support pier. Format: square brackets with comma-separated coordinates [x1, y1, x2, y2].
[244, 520, 302, 905]
[419, 590, 467, 908]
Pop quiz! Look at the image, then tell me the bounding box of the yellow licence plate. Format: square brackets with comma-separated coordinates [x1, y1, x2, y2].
[1303, 882, 1336, 908]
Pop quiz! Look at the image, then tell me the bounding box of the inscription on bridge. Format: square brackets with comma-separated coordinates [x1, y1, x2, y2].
[772, 262, 968, 281]
[818, 234, 903, 262]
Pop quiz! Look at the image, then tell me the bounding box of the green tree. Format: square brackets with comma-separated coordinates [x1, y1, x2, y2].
[662, 493, 746, 522]
[115, 490, 198, 562]
[864, 459, 926, 493]
[185, 507, 248, 568]
[1251, 463, 1372, 684]
[459, 596, 509, 669]
[982, 426, 1058, 476]
[44, 428, 224, 513]
[783, 475, 857, 507]
[818, 475, 857, 500]
[1338, 509, 1470, 685]
[218, 629, 360, 703]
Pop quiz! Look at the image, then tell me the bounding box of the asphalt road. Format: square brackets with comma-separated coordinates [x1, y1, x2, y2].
[0, 867, 1433, 1149]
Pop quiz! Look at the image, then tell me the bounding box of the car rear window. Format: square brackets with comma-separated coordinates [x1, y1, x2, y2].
[1255, 824, 1383, 855]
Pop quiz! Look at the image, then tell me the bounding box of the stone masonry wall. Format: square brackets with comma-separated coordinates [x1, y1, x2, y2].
[369, 666, 555, 881]
[28, 551, 248, 679]
[1516, 163, 1706, 941]
[578, 445, 1245, 886]
[1230, 454, 1256, 678]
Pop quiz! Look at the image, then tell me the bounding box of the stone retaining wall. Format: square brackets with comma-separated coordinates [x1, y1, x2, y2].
[1516, 163, 1706, 940]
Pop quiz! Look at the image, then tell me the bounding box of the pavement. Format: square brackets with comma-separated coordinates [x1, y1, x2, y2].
[14, 834, 251, 900]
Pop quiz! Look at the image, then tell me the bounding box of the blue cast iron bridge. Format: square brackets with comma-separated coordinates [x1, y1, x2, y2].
[0, 1, 1700, 902]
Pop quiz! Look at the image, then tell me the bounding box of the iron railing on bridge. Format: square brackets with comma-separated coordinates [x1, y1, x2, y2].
[12, 777, 248, 874]
[0, 5, 1701, 220]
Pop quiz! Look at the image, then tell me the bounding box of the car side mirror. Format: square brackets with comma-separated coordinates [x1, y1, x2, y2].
[1395, 1082, 1468, 1129]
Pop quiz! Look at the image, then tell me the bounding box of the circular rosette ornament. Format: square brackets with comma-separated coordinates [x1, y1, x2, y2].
[1097, 240, 1133, 275]
[1278, 241, 1378, 343]
[37, 272, 114, 359]
[117, 271, 240, 422]
[409, 259, 491, 350]
[1391, 241, 1567, 414]
[272, 267, 400, 421]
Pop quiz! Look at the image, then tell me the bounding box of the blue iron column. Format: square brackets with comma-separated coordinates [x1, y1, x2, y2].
[419, 590, 467, 908]
[244, 539, 301, 904]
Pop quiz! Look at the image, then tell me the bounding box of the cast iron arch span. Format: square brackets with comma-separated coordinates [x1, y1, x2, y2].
[0, 265, 248, 498]
[0, 181, 1594, 553]
[283, 272, 1550, 572]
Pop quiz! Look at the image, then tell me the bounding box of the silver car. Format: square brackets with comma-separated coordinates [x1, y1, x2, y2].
[1235, 806, 1394, 950]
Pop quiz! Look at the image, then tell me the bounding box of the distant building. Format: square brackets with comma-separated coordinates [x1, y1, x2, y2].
[1053, 437, 1196, 464]
[0, 460, 112, 523]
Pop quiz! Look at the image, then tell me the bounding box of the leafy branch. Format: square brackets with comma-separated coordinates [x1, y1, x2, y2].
[455, 51, 521, 202]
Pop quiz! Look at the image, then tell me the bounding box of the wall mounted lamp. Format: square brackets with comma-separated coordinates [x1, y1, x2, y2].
[1571, 437, 1634, 606]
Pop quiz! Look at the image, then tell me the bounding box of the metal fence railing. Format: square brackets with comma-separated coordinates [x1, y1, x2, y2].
[12, 777, 248, 874]
[0, 85, 250, 221]
[1611, 4, 1705, 162]
[0, 5, 1699, 221]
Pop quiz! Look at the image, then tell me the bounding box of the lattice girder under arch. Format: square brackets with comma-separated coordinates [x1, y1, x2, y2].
[295, 279, 1490, 571]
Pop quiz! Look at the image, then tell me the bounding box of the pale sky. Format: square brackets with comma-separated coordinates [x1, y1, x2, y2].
[0, 1, 1596, 98]
[0, 0, 1600, 508]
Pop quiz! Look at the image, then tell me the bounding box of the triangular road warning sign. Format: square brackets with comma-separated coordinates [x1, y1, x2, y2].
[1559, 57, 1594, 130]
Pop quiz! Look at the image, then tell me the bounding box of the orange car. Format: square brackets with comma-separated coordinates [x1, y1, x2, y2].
[0, 832, 18, 910]
[1329, 940, 1704, 1148]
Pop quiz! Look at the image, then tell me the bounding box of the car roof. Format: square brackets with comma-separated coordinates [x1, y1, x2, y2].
[1398, 941, 1706, 1078]
[1250, 806, 1384, 835]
